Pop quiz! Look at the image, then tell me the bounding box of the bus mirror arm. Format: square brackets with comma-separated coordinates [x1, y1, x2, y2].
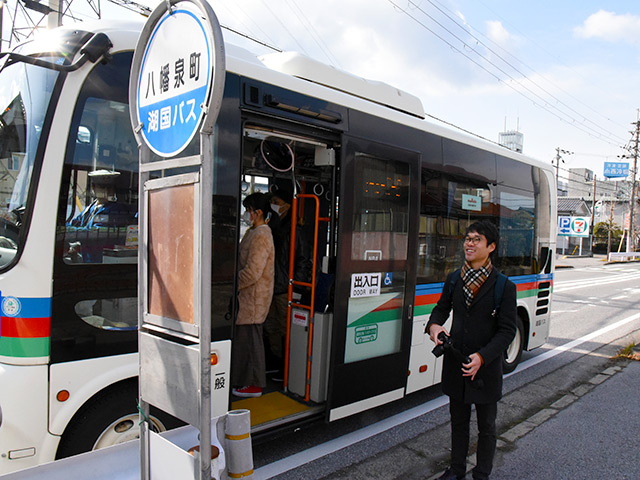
[0, 33, 113, 75]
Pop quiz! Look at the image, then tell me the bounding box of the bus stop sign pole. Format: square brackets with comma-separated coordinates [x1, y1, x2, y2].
[129, 1, 225, 479]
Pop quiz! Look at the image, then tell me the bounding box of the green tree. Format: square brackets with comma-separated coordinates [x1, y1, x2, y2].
[594, 221, 622, 239]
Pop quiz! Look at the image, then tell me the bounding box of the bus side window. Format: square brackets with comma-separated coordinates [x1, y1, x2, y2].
[75, 298, 138, 331]
[53, 52, 140, 356]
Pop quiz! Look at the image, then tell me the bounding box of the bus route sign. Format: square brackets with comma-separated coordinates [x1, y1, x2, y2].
[135, 3, 216, 157]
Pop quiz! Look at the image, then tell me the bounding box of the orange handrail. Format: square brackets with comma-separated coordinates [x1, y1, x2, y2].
[283, 193, 326, 401]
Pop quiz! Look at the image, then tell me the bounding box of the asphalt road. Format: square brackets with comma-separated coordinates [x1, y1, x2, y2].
[254, 256, 640, 479]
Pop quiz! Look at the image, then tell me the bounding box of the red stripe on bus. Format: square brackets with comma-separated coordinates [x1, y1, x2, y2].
[415, 293, 441, 306]
[371, 297, 403, 312]
[516, 282, 537, 292]
[0, 317, 51, 338]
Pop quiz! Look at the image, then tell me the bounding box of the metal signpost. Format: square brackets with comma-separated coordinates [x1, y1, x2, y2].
[129, 1, 225, 479]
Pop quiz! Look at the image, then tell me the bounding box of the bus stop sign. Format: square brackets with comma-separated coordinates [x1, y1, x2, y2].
[135, 3, 216, 157]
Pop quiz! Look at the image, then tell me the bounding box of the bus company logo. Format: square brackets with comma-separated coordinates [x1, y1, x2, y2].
[2, 296, 21, 317]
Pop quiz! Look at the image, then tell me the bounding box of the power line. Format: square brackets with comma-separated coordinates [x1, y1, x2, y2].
[284, 0, 342, 68]
[472, 0, 629, 132]
[421, 0, 627, 144]
[387, 0, 626, 147]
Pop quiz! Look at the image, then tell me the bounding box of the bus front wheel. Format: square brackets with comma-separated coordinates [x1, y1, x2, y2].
[503, 315, 524, 374]
[56, 382, 183, 459]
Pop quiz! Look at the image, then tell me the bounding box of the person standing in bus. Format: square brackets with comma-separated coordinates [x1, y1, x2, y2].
[232, 193, 275, 398]
[264, 188, 312, 382]
[426, 220, 516, 480]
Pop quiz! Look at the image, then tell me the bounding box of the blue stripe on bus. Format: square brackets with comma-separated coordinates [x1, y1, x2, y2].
[415, 273, 554, 292]
[0, 297, 52, 319]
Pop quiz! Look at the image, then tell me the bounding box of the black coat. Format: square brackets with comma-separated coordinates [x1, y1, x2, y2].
[272, 213, 312, 295]
[427, 268, 517, 404]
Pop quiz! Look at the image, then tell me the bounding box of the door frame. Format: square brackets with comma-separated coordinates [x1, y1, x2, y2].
[327, 134, 420, 421]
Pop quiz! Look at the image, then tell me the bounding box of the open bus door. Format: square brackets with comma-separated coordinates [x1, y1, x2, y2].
[327, 137, 420, 421]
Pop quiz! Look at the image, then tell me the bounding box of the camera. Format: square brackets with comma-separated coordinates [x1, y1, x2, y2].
[431, 331, 453, 358]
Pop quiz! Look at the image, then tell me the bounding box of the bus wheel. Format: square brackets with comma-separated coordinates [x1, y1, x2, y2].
[56, 382, 183, 459]
[503, 315, 524, 374]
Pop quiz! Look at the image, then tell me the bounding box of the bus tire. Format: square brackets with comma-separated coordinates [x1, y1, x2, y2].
[503, 315, 524, 374]
[56, 381, 183, 459]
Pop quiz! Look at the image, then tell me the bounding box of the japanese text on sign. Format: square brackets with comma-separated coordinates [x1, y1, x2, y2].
[603, 162, 629, 179]
[350, 273, 382, 298]
[137, 6, 212, 157]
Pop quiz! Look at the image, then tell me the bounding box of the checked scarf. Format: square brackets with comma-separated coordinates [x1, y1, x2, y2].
[461, 258, 493, 307]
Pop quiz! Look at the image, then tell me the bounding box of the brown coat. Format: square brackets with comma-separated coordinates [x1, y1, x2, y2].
[237, 224, 275, 325]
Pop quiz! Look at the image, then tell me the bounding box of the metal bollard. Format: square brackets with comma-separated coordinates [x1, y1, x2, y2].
[225, 409, 253, 479]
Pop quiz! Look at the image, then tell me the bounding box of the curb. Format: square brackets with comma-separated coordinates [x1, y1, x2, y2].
[425, 361, 628, 480]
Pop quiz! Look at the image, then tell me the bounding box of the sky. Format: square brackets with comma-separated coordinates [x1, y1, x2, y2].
[4, 0, 640, 182]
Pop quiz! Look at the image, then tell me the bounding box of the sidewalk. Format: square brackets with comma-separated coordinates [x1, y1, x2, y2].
[303, 330, 640, 480]
[489, 359, 640, 479]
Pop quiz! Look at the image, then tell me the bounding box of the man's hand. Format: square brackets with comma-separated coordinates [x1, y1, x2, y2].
[462, 353, 482, 381]
[428, 324, 448, 345]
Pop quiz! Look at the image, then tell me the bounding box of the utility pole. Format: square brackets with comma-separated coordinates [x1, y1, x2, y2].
[552, 147, 573, 194]
[0, 0, 5, 53]
[629, 119, 639, 252]
[591, 174, 597, 252]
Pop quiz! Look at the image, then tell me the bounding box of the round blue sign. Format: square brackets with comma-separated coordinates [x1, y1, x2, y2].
[136, 5, 213, 157]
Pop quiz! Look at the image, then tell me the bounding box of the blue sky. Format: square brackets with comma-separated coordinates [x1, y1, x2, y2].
[6, 0, 640, 180]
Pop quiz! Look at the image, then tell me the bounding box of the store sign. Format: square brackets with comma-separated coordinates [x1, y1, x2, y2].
[558, 216, 590, 237]
[603, 162, 629, 179]
[462, 194, 481, 211]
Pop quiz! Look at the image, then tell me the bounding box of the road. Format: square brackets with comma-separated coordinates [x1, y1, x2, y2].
[253, 256, 640, 479]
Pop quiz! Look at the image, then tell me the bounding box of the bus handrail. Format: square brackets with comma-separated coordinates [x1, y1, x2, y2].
[284, 193, 323, 402]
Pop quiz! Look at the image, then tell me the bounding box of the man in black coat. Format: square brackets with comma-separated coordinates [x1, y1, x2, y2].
[426, 220, 516, 480]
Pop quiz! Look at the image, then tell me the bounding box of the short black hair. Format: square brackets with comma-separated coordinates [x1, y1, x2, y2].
[466, 220, 499, 252]
[242, 192, 271, 216]
[270, 187, 293, 205]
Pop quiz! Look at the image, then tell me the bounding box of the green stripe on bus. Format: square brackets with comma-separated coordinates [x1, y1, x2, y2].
[517, 290, 537, 299]
[414, 304, 436, 317]
[0, 337, 49, 357]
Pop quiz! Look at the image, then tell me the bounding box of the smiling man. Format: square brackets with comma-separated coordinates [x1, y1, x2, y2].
[426, 220, 517, 480]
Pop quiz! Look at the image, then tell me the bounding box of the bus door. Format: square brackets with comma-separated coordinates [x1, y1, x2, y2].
[327, 137, 419, 421]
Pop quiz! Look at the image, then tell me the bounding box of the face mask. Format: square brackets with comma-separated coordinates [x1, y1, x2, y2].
[271, 203, 284, 215]
[242, 210, 253, 226]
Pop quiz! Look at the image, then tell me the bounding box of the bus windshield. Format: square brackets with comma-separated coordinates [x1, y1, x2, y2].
[0, 58, 59, 268]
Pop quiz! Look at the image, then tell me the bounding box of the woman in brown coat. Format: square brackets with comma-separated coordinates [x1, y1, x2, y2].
[232, 193, 275, 398]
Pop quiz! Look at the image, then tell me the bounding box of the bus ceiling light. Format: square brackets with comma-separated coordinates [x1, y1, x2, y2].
[56, 390, 70, 402]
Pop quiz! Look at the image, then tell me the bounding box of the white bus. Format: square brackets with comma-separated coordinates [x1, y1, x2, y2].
[0, 19, 555, 474]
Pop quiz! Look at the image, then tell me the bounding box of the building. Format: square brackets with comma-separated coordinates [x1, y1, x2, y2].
[498, 130, 524, 153]
[564, 167, 639, 251]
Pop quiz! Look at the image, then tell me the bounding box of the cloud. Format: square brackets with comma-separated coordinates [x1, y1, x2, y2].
[574, 10, 640, 46]
[486, 20, 511, 47]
